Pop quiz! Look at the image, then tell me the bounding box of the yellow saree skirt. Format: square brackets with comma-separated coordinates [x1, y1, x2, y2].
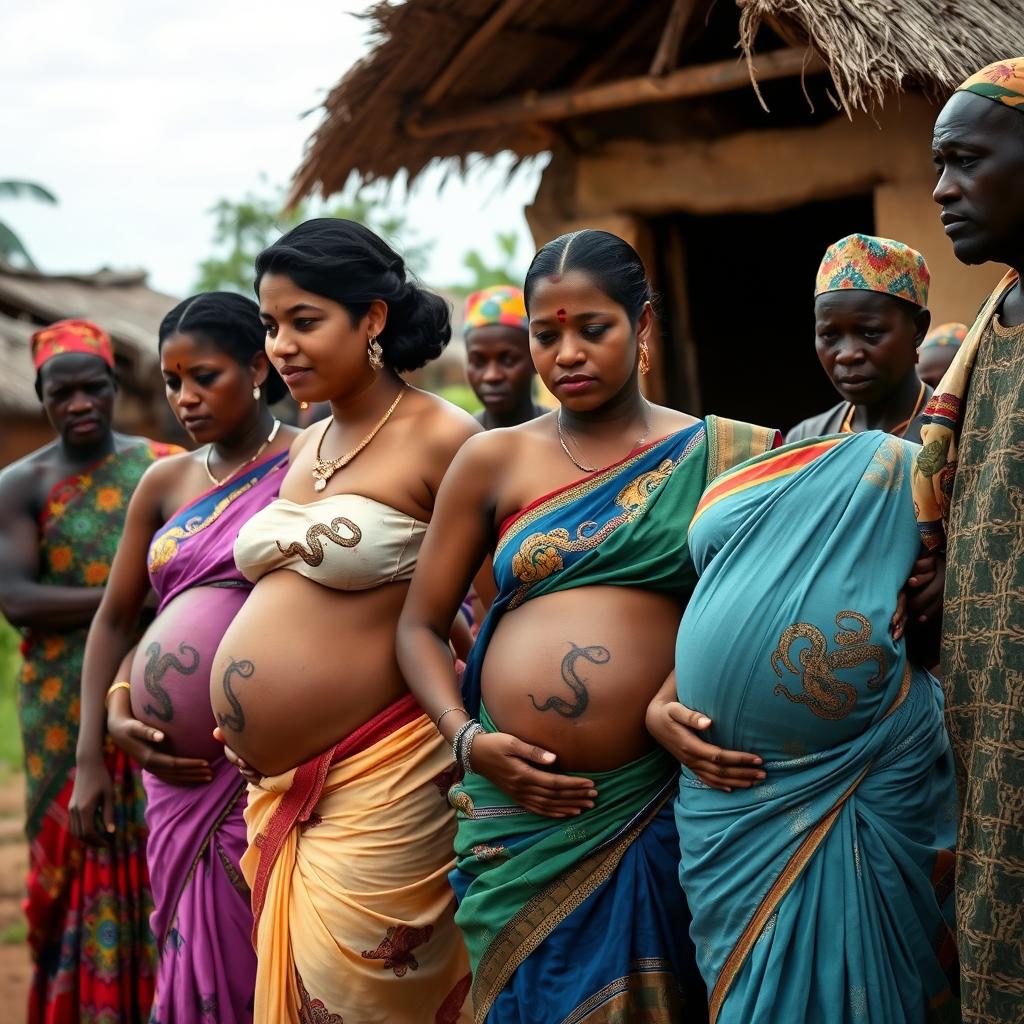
[241, 695, 472, 1023]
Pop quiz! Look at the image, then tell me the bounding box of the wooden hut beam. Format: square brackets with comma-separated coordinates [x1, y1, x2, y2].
[420, 0, 535, 109]
[406, 46, 826, 139]
[649, 0, 700, 77]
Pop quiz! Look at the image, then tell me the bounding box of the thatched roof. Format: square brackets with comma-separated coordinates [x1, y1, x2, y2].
[290, 0, 1024, 201]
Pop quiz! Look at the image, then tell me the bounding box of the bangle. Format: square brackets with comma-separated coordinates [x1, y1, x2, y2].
[105, 680, 131, 708]
[460, 723, 485, 775]
[434, 706, 467, 730]
[451, 718, 478, 763]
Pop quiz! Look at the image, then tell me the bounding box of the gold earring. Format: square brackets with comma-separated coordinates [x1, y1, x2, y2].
[639, 341, 651, 376]
[252, 384, 262, 401]
[299, 401, 309, 411]
[367, 335, 384, 371]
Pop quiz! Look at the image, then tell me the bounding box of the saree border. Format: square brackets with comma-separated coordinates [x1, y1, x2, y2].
[703, 416, 782, 485]
[470, 780, 675, 1023]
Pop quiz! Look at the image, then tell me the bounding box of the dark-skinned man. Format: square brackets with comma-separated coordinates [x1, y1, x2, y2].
[0, 320, 178, 1023]
[918, 321, 968, 389]
[914, 57, 1024, 1024]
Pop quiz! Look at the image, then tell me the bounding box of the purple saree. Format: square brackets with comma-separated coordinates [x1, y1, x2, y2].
[136, 450, 287, 1024]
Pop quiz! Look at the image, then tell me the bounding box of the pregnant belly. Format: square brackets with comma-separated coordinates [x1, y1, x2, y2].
[131, 585, 249, 758]
[481, 586, 683, 771]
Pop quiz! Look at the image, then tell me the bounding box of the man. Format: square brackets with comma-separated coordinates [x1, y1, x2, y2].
[463, 284, 544, 429]
[916, 56, 1024, 1024]
[918, 322, 968, 388]
[0, 320, 176, 1022]
[787, 233, 934, 443]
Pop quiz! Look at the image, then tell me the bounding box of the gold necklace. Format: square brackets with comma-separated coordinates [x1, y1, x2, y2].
[556, 403, 652, 474]
[204, 418, 281, 486]
[840, 381, 927, 438]
[312, 385, 407, 492]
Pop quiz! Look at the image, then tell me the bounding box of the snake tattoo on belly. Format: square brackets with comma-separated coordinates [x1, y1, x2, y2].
[143, 641, 200, 722]
[529, 642, 611, 719]
[216, 658, 255, 732]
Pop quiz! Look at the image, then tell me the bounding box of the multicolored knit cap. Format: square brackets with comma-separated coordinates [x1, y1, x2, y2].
[815, 234, 930, 308]
[956, 57, 1024, 113]
[463, 285, 529, 336]
[31, 319, 114, 371]
[921, 322, 968, 351]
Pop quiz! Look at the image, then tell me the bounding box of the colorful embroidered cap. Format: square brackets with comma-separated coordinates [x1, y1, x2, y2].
[956, 57, 1024, 113]
[921, 322, 968, 351]
[463, 285, 529, 336]
[31, 319, 114, 371]
[815, 234, 930, 308]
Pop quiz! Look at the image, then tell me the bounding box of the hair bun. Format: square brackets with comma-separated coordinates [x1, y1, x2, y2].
[380, 282, 451, 373]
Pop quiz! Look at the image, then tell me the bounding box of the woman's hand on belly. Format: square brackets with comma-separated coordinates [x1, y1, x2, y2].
[107, 688, 213, 787]
[213, 727, 262, 786]
[468, 731, 597, 818]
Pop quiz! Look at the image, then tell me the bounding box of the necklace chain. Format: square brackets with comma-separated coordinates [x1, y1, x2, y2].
[556, 402, 652, 474]
[840, 381, 927, 439]
[312, 384, 407, 492]
[204, 418, 281, 486]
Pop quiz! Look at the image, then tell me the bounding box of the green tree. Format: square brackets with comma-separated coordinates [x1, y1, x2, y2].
[195, 180, 432, 293]
[459, 231, 523, 294]
[0, 180, 58, 270]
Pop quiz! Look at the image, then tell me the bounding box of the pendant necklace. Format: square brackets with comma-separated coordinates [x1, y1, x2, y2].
[205, 418, 281, 486]
[557, 402, 652, 474]
[312, 384, 407, 492]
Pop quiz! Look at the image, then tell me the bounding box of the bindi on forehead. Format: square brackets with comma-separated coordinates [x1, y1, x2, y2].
[556, 308, 567, 323]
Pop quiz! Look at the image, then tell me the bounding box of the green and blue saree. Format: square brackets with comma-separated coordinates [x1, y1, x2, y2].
[675, 431, 959, 1023]
[451, 417, 779, 1024]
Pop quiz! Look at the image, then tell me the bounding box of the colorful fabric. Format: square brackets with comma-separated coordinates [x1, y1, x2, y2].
[676, 432, 959, 1023]
[922, 323, 968, 351]
[144, 451, 286, 1024]
[241, 695, 471, 1024]
[911, 271, 1018, 551]
[31, 319, 114, 370]
[815, 233, 930, 307]
[934, 309, 1024, 1023]
[463, 285, 528, 335]
[455, 417, 780, 1022]
[19, 440, 177, 1022]
[957, 57, 1024, 112]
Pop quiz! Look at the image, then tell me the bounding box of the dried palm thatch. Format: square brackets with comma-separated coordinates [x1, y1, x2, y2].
[738, 0, 1024, 114]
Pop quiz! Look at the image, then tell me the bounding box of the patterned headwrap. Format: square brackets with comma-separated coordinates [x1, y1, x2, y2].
[463, 285, 529, 336]
[815, 234, 930, 308]
[956, 57, 1024, 113]
[921, 322, 968, 351]
[31, 319, 114, 371]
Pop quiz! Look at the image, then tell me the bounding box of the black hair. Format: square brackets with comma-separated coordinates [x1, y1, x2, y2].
[254, 218, 451, 372]
[158, 291, 287, 404]
[524, 229, 653, 326]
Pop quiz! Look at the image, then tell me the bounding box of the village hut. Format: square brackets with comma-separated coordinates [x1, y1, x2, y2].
[0, 263, 183, 466]
[287, 0, 1023, 429]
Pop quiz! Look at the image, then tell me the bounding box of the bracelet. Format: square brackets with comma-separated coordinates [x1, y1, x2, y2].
[451, 718, 478, 764]
[105, 680, 131, 708]
[459, 723, 485, 775]
[434, 705, 467, 730]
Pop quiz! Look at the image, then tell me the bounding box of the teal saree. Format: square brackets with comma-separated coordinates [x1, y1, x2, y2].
[675, 432, 958, 1023]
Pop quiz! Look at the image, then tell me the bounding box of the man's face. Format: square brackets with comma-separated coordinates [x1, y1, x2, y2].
[933, 91, 1024, 266]
[465, 324, 534, 415]
[37, 353, 116, 447]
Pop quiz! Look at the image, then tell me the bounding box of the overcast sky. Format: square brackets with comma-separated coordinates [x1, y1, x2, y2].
[0, 0, 545, 298]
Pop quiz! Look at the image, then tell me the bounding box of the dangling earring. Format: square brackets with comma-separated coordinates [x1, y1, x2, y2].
[252, 384, 262, 401]
[367, 335, 384, 371]
[639, 341, 651, 376]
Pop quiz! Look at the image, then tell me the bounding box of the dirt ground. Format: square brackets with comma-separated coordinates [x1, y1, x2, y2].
[0, 772, 29, 1018]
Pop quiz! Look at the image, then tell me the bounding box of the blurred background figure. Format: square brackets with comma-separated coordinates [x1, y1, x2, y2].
[918, 322, 967, 388]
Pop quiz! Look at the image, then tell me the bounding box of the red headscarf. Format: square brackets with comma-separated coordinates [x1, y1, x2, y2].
[31, 319, 114, 371]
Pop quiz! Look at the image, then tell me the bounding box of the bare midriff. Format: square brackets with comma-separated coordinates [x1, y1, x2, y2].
[481, 585, 683, 771]
[211, 570, 409, 777]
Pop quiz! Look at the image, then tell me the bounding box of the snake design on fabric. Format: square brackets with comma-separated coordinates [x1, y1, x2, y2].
[216, 658, 255, 732]
[529, 642, 610, 719]
[143, 641, 200, 722]
[276, 516, 362, 567]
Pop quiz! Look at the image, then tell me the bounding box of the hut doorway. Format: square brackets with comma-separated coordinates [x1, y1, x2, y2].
[652, 194, 876, 433]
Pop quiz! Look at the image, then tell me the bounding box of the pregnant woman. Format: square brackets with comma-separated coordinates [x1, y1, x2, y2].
[71, 292, 297, 1023]
[397, 229, 779, 1023]
[215, 219, 476, 1023]
[673, 431, 959, 1023]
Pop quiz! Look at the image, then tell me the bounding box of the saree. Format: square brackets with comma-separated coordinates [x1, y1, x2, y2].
[144, 450, 287, 1024]
[19, 440, 176, 1023]
[453, 417, 779, 1024]
[676, 431, 959, 1023]
[241, 694, 472, 1024]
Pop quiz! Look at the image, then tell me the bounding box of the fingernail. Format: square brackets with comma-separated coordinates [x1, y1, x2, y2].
[584, 802, 595, 809]
[752, 757, 763, 765]
[106, 824, 116, 833]
[697, 716, 711, 727]
[722, 786, 732, 793]
[909, 577, 918, 585]
[757, 772, 767, 780]
[153, 732, 164, 741]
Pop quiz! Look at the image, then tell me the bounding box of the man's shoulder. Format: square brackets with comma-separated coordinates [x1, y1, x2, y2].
[0, 442, 62, 512]
[785, 402, 846, 444]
